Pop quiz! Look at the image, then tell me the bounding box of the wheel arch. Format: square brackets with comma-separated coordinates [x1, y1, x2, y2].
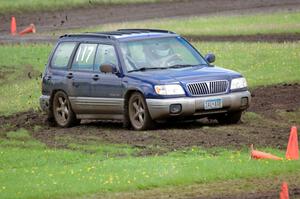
[123, 88, 145, 128]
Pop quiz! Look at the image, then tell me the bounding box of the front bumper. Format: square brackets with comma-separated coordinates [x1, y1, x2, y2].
[146, 91, 251, 120]
[40, 95, 50, 112]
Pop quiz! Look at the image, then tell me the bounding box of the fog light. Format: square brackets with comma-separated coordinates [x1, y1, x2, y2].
[170, 104, 182, 114]
[241, 97, 248, 107]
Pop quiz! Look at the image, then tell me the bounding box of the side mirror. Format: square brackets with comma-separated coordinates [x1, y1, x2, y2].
[100, 63, 117, 74]
[205, 53, 216, 63]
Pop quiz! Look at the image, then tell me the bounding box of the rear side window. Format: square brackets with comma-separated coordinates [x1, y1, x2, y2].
[72, 43, 97, 71]
[51, 42, 76, 68]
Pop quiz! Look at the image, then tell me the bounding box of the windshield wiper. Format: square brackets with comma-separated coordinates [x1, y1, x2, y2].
[128, 67, 167, 73]
[167, 64, 194, 68]
[128, 64, 207, 72]
[168, 64, 208, 69]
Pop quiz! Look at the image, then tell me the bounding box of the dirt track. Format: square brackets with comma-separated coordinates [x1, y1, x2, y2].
[1, 83, 300, 155]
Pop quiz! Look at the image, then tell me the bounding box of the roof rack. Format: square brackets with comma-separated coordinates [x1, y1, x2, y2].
[59, 33, 112, 39]
[59, 29, 175, 39]
[117, 29, 175, 34]
[93, 31, 129, 36]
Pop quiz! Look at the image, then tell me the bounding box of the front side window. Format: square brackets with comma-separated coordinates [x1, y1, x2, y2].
[120, 37, 207, 72]
[51, 42, 76, 68]
[94, 44, 118, 71]
[72, 43, 97, 71]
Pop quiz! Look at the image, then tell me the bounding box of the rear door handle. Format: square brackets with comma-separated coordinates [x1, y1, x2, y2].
[92, 74, 99, 81]
[66, 73, 73, 79]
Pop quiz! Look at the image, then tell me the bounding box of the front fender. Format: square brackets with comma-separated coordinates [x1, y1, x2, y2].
[123, 77, 157, 98]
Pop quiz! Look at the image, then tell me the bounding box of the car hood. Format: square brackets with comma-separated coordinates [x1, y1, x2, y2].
[126, 66, 242, 85]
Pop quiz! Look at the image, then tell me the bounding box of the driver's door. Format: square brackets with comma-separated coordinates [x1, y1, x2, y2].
[90, 43, 124, 114]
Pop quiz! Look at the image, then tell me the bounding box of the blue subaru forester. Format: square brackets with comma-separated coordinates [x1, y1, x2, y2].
[40, 29, 251, 130]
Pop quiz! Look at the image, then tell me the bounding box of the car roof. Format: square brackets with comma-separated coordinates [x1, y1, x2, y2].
[59, 29, 178, 42]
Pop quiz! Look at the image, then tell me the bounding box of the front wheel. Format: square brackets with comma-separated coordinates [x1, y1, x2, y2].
[52, 91, 78, 127]
[217, 111, 242, 125]
[128, 92, 154, 130]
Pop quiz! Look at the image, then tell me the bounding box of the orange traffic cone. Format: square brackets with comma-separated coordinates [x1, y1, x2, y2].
[280, 182, 289, 199]
[19, 23, 36, 36]
[286, 126, 299, 160]
[250, 144, 282, 160]
[11, 16, 17, 35]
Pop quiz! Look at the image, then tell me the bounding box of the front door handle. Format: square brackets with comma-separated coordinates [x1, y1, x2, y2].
[66, 73, 73, 79]
[92, 74, 99, 81]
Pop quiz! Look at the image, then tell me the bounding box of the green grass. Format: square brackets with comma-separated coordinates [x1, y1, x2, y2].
[55, 135, 139, 156]
[0, 79, 42, 114]
[0, 44, 52, 115]
[78, 11, 300, 36]
[276, 108, 300, 124]
[0, 129, 46, 149]
[1, 42, 300, 115]
[0, 129, 299, 199]
[0, 44, 50, 69]
[6, 129, 31, 140]
[0, 0, 167, 14]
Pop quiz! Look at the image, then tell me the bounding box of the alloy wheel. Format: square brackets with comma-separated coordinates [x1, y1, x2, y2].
[130, 96, 145, 129]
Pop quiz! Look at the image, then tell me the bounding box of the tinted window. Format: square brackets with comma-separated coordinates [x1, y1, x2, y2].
[94, 44, 118, 71]
[72, 43, 97, 71]
[51, 42, 76, 68]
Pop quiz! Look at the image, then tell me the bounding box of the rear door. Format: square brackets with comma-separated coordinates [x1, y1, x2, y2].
[68, 43, 98, 113]
[90, 43, 124, 114]
[47, 42, 77, 97]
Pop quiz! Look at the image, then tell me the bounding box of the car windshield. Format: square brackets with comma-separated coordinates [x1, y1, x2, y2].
[120, 37, 207, 72]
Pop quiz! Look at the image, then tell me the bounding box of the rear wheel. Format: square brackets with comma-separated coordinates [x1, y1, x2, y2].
[128, 92, 154, 130]
[52, 91, 78, 127]
[217, 111, 242, 125]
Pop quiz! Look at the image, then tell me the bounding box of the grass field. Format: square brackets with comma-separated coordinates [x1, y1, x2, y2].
[0, 0, 167, 14]
[0, 128, 299, 199]
[0, 42, 299, 115]
[0, 44, 51, 115]
[77, 11, 300, 36]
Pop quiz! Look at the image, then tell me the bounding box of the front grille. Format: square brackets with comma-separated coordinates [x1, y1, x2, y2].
[187, 80, 229, 96]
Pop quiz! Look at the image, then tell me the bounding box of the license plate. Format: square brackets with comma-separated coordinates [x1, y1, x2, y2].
[204, 99, 223, 110]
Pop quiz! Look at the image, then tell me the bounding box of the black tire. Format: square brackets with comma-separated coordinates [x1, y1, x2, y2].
[52, 91, 78, 127]
[128, 92, 154, 130]
[217, 111, 242, 125]
[46, 114, 56, 127]
[123, 101, 131, 129]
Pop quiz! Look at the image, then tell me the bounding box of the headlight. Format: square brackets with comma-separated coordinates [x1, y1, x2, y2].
[154, 85, 185, 95]
[230, 77, 247, 90]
